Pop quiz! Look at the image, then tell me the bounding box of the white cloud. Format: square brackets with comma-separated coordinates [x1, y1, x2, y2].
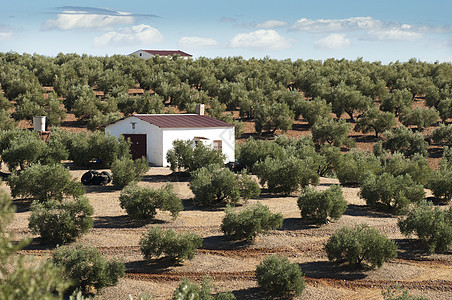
[178, 36, 219, 49]
[314, 34, 351, 49]
[292, 16, 382, 32]
[42, 10, 134, 31]
[366, 29, 422, 41]
[229, 30, 292, 50]
[93, 24, 163, 47]
[0, 24, 13, 40]
[256, 20, 289, 29]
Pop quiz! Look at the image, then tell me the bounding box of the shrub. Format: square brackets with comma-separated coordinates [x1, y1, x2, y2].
[254, 102, 294, 135]
[253, 156, 319, 195]
[140, 227, 203, 263]
[29, 197, 93, 246]
[68, 132, 131, 167]
[119, 184, 183, 220]
[427, 168, 452, 202]
[354, 106, 396, 137]
[431, 123, 452, 146]
[166, 139, 226, 173]
[311, 117, 353, 148]
[325, 224, 398, 268]
[1, 131, 46, 170]
[298, 185, 347, 224]
[383, 153, 432, 186]
[52, 244, 125, 294]
[111, 156, 149, 187]
[173, 276, 236, 300]
[398, 201, 452, 253]
[237, 137, 285, 171]
[299, 97, 332, 127]
[255, 255, 305, 298]
[8, 163, 84, 202]
[360, 172, 425, 213]
[399, 107, 439, 131]
[381, 126, 428, 158]
[382, 284, 428, 300]
[335, 150, 382, 185]
[190, 165, 260, 207]
[221, 202, 283, 241]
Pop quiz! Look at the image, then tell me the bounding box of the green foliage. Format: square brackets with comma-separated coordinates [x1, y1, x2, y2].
[325, 224, 398, 268]
[329, 82, 372, 121]
[360, 172, 425, 213]
[253, 156, 319, 195]
[139, 227, 203, 263]
[431, 123, 452, 146]
[237, 137, 285, 171]
[398, 201, 452, 253]
[437, 98, 452, 121]
[111, 156, 149, 187]
[68, 132, 131, 167]
[119, 184, 183, 220]
[428, 168, 452, 202]
[335, 150, 382, 185]
[255, 255, 305, 298]
[399, 107, 439, 131]
[254, 102, 294, 135]
[381, 126, 429, 157]
[173, 276, 236, 300]
[166, 139, 226, 173]
[29, 197, 93, 246]
[189, 165, 260, 207]
[382, 153, 432, 186]
[298, 185, 347, 224]
[298, 97, 332, 126]
[221, 202, 283, 241]
[0, 109, 17, 130]
[354, 106, 396, 137]
[381, 88, 413, 116]
[52, 244, 125, 294]
[311, 117, 354, 148]
[0, 182, 70, 298]
[1, 131, 47, 170]
[382, 284, 428, 300]
[8, 163, 84, 202]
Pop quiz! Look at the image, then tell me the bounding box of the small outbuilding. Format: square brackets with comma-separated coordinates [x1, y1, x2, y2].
[129, 50, 192, 59]
[105, 113, 235, 167]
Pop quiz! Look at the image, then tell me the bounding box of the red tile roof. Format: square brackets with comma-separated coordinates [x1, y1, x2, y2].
[142, 50, 192, 57]
[133, 114, 234, 128]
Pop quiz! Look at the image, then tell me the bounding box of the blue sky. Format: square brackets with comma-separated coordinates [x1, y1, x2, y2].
[1, 0, 451, 63]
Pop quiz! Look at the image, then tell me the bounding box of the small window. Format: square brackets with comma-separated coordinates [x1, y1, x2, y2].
[213, 140, 222, 150]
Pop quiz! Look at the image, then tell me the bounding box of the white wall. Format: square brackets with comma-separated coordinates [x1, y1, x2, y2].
[105, 116, 163, 165]
[129, 50, 154, 59]
[162, 127, 235, 167]
[105, 116, 235, 167]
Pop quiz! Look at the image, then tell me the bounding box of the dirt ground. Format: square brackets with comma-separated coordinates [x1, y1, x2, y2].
[3, 165, 451, 300]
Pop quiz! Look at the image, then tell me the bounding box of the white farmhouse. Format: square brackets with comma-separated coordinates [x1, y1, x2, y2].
[129, 50, 192, 59]
[105, 113, 235, 167]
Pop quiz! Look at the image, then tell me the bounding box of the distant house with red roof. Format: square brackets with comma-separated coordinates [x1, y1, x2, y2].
[105, 108, 234, 166]
[129, 50, 192, 59]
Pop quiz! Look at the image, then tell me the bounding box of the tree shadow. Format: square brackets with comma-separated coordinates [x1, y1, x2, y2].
[393, 238, 446, 260]
[292, 123, 311, 132]
[202, 235, 251, 250]
[300, 260, 368, 281]
[279, 218, 319, 231]
[428, 146, 443, 159]
[343, 204, 395, 219]
[20, 238, 54, 251]
[349, 134, 380, 143]
[83, 184, 121, 194]
[11, 198, 33, 213]
[125, 258, 178, 273]
[180, 199, 231, 212]
[93, 215, 166, 229]
[228, 287, 263, 300]
[141, 172, 190, 184]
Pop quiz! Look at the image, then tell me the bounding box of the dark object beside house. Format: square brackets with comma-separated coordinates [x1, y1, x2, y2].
[81, 170, 112, 185]
[225, 161, 246, 173]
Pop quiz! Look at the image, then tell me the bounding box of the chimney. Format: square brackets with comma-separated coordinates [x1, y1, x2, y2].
[33, 116, 46, 132]
[195, 104, 205, 115]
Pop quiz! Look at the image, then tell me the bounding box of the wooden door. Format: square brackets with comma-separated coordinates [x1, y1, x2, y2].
[123, 134, 147, 160]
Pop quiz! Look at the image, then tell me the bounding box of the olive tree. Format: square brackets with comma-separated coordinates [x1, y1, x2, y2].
[354, 106, 396, 137]
[311, 117, 354, 148]
[298, 185, 347, 224]
[398, 201, 452, 253]
[325, 224, 398, 268]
